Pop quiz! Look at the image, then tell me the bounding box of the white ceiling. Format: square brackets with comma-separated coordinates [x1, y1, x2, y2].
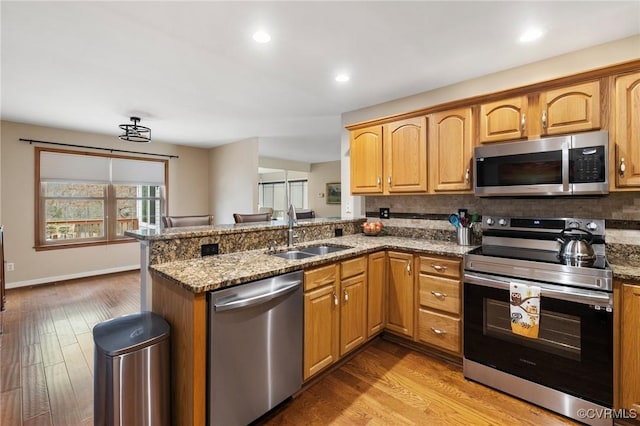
[2, 1, 639, 163]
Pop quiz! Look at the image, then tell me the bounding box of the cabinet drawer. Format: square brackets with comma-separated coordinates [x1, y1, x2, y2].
[304, 263, 338, 292]
[341, 256, 366, 279]
[419, 256, 461, 279]
[419, 275, 460, 315]
[417, 309, 461, 354]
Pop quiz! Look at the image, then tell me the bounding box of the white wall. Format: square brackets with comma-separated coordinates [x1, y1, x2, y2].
[0, 120, 210, 287]
[309, 161, 341, 218]
[209, 138, 259, 224]
[340, 35, 640, 219]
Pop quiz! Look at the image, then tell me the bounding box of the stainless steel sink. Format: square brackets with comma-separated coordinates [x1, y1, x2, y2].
[272, 250, 317, 260]
[272, 244, 351, 260]
[299, 244, 351, 255]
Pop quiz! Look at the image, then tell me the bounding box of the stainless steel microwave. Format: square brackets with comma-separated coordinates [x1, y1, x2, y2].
[474, 131, 609, 197]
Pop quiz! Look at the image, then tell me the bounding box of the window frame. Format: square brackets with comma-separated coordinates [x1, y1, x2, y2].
[35, 147, 169, 251]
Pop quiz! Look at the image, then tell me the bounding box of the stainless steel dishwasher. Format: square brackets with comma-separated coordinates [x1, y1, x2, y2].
[208, 271, 303, 426]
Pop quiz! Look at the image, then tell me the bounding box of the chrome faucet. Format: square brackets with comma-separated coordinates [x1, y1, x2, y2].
[287, 204, 297, 247]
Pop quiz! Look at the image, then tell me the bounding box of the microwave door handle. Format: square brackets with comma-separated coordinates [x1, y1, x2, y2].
[562, 145, 570, 193]
[464, 272, 612, 307]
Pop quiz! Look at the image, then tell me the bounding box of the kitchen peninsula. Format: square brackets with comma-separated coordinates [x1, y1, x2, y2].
[127, 219, 640, 426]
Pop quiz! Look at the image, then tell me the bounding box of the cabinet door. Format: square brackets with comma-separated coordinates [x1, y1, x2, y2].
[428, 107, 473, 192]
[621, 284, 640, 412]
[340, 274, 367, 356]
[350, 125, 383, 194]
[614, 72, 640, 188]
[386, 251, 414, 337]
[367, 251, 386, 337]
[479, 96, 528, 143]
[304, 284, 339, 380]
[385, 117, 428, 193]
[539, 81, 600, 136]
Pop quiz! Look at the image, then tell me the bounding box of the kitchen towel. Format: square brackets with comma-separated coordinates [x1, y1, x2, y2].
[510, 282, 541, 339]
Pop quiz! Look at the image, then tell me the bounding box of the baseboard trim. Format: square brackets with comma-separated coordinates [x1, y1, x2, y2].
[6, 265, 140, 289]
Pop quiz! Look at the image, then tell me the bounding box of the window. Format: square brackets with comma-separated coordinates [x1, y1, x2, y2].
[258, 179, 308, 219]
[36, 148, 166, 249]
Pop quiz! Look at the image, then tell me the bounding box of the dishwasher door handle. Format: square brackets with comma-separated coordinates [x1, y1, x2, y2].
[214, 281, 301, 312]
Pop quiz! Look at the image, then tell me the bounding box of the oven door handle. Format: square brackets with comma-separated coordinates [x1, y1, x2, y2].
[464, 271, 613, 307]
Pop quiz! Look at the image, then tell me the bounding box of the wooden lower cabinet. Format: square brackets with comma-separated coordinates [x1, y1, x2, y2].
[304, 264, 340, 380]
[416, 255, 463, 355]
[303, 257, 369, 380]
[367, 251, 386, 337]
[620, 282, 640, 413]
[386, 251, 415, 338]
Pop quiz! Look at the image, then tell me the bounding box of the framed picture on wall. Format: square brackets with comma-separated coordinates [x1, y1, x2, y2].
[326, 182, 341, 204]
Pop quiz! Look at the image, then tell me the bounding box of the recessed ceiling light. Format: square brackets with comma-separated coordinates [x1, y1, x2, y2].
[252, 31, 271, 44]
[519, 28, 544, 43]
[335, 73, 350, 83]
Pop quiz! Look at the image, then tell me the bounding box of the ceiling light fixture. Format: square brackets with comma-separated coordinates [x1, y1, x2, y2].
[335, 73, 350, 83]
[252, 31, 271, 43]
[118, 116, 151, 143]
[519, 28, 544, 43]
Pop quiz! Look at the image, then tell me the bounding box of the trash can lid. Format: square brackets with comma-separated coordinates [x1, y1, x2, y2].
[93, 311, 170, 357]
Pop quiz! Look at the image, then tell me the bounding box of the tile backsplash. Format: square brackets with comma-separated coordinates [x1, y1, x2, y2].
[366, 192, 640, 221]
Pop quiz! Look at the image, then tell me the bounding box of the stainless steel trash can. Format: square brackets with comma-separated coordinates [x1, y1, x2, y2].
[93, 311, 170, 426]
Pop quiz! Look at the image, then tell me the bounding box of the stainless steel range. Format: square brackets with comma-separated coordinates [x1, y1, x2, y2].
[463, 217, 614, 426]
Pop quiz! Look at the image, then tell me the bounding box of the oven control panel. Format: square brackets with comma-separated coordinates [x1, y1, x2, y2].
[482, 217, 605, 237]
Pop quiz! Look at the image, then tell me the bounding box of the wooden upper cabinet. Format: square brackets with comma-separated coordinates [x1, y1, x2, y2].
[614, 72, 640, 188]
[384, 117, 428, 193]
[539, 81, 600, 136]
[428, 107, 473, 192]
[350, 125, 383, 194]
[479, 96, 528, 144]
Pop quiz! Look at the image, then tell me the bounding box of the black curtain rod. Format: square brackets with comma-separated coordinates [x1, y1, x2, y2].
[19, 138, 179, 159]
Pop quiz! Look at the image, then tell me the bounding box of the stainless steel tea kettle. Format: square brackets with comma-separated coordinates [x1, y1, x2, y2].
[557, 228, 595, 261]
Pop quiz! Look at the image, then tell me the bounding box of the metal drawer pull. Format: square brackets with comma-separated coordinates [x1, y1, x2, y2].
[431, 291, 448, 299]
[620, 158, 626, 177]
[431, 264, 447, 272]
[430, 327, 447, 335]
[344, 289, 349, 302]
[406, 262, 412, 274]
[542, 110, 547, 129]
[333, 293, 338, 307]
[521, 113, 526, 132]
[377, 176, 381, 186]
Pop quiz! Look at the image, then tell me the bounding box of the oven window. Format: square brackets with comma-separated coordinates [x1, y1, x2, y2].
[484, 299, 580, 361]
[476, 150, 562, 187]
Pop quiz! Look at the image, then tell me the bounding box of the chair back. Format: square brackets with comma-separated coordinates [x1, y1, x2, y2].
[233, 213, 271, 223]
[295, 209, 315, 219]
[163, 215, 214, 228]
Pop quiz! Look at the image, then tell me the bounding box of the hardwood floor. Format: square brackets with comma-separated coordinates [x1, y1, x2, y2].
[1, 271, 576, 425]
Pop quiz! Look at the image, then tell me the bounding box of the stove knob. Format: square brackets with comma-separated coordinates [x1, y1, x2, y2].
[498, 218, 507, 227]
[568, 221, 580, 229]
[486, 218, 495, 226]
[586, 222, 598, 232]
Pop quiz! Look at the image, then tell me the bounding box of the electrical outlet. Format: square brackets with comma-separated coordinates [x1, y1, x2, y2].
[6, 262, 15, 272]
[379, 208, 390, 219]
[201, 243, 219, 257]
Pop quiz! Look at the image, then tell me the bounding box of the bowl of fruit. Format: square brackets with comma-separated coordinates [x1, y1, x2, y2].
[362, 221, 383, 236]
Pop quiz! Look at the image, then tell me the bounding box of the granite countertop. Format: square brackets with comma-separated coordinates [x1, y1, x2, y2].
[608, 263, 640, 282]
[126, 217, 355, 241]
[150, 234, 475, 294]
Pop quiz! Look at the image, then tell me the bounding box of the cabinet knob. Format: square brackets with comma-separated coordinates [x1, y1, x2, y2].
[430, 327, 447, 335]
[431, 291, 448, 299]
[541, 110, 547, 130]
[388, 176, 392, 186]
[333, 293, 338, 307]
[521, 113, 526, 132]
[406, 261, 411, 275]
[465, 168, 470, 184]
[377, 176, 381, 186]
[343, 289, 349, 303]
[620, 157, 626, 177]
